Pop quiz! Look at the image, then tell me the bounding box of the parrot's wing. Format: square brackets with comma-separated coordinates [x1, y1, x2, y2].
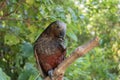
[34, 49, 45, 78]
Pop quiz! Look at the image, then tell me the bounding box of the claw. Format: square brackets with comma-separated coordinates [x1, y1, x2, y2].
[48, 69, 54, 80]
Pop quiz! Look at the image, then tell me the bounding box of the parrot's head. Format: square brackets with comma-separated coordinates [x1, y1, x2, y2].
[47, 20, 66, 39]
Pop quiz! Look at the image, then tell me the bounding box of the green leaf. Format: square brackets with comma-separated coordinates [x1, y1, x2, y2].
[20, 41, 33, 57]
[26, 0, 34, 5]
[5, 33, 20, 45]
[0, 68, 10, 80]
[68, 7, 77, 22]
[18, 63, 39, 80]
[67, 29, 78, 42]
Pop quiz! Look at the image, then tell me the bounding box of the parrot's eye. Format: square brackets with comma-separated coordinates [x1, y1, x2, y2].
[56, 26, 60, 28]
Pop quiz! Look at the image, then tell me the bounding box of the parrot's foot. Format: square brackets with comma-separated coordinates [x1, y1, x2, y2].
[48, 69, 54, 79]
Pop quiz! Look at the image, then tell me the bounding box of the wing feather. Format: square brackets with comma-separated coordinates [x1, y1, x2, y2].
[34, 48, 45, 77]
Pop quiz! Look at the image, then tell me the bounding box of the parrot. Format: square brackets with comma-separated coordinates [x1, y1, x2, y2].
[34, 20, 66, 79]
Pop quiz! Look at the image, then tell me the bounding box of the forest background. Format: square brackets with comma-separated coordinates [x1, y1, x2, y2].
[0, 0, 120, 80]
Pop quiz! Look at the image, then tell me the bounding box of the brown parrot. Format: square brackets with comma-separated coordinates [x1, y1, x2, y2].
[34, 20, 66, 79]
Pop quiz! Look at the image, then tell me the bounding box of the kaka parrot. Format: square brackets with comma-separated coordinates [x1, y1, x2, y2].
[34, 20, 66, 79]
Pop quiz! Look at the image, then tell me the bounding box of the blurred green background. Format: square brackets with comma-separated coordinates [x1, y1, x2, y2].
[0, 0, 120, 80]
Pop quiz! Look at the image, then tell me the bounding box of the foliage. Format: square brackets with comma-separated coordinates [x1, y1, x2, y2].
[0, 68, 10, 80]
[0, 0, 120, 80]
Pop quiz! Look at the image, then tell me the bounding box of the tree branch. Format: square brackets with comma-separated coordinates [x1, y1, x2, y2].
[44, 37, 100, 80]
